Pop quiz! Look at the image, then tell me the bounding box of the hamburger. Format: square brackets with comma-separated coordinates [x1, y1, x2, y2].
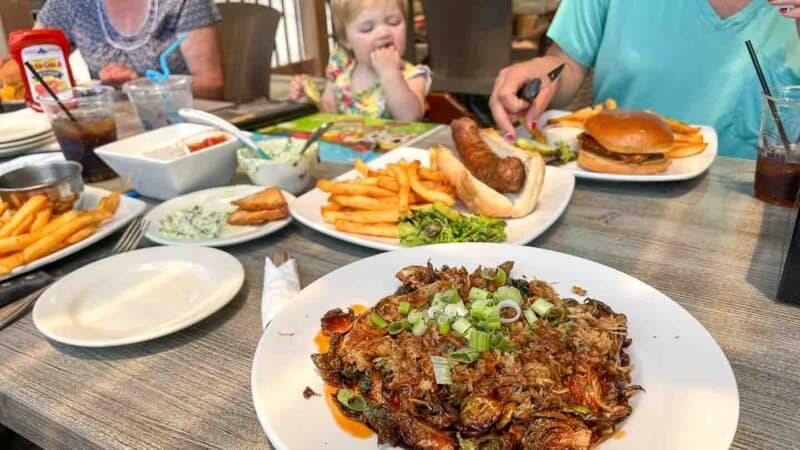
[0, 59, 24, 102]
[577, 110, 673, 175]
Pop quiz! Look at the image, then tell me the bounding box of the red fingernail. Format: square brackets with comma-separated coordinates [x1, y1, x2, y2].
[781, 7, 792, 14]
[505, 131, 515, 141]
[529, 121, 538, 130]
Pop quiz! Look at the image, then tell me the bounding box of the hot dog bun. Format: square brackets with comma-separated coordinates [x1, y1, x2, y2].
[436, 129, 545, 218]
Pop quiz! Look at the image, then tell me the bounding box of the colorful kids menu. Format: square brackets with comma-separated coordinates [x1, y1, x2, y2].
[256, 112, 442, 163]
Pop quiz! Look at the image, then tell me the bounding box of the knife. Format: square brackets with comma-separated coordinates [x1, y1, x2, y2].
[0, 271, 54, 309]
[516, 63, 567, 102]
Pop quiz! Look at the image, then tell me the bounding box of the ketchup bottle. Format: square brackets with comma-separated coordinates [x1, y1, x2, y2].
[8, 29, 76, 111]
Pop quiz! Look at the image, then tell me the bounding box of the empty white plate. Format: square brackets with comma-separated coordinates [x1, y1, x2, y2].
[33, 246, 244, 347]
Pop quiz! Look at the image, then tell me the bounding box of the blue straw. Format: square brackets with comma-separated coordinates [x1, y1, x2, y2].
[145, 34, 188, 124]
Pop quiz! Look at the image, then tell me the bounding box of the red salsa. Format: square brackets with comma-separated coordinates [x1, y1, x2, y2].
[187, 134, 229, 152]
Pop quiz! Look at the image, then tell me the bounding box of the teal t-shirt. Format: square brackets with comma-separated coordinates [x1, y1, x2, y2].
[548, 0, 800, 159]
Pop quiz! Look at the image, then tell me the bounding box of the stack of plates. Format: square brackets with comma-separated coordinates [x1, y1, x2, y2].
[0, 108, 57, 157]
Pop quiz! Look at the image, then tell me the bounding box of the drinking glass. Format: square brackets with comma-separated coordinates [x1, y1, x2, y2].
[755, 85, 800, 207]
[39, 86, 118, 182]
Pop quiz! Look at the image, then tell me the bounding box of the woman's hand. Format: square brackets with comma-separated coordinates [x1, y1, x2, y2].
[489, 56, 565, 140]
[770, 0, 800, 33]
[289, 75, 309, 102]
[98, 63, 138, 87]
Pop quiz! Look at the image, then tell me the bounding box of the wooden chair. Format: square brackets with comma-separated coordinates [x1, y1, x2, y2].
[420, 0, 513, 95]
[217, 3, 281, 102]
[424, 92, 474, 124]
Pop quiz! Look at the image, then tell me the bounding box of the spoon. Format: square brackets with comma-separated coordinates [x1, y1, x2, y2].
[293, 122, 332, 166]
[178, 108, 270, 159]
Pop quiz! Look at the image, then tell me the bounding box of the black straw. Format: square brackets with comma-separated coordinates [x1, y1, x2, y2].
[23, 61, 77, 123]
[745, 40, 791, 153]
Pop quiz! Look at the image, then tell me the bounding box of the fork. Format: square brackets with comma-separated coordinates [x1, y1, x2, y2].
[0, 217, 150, 331]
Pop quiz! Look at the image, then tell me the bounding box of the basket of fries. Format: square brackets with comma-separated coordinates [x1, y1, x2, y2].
[0, 161, 84, 213]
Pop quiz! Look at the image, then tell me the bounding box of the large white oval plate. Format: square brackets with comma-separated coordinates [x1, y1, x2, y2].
[525, 110, 718, 182]
[252, 243, 738, 450]
[144, 185, 294, 247]
[290, 147, 575, 251]
[33, 246, 244, 347]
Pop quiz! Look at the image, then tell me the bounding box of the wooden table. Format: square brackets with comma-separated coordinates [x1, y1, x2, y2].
[0, 124, 799, 449]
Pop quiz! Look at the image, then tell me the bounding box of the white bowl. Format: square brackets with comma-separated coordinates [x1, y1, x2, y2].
[95, 123, 239, 200]
[237, 138, 319, 195]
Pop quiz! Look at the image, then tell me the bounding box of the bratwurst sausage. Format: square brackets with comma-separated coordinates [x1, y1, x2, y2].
[451, 118, 526, 193]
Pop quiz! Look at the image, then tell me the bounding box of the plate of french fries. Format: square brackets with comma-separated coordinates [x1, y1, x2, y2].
[0, 186, 146, 280]
[289, 147, 575, 251]
[526, 100, 718, 182]
[144, 185, 295, 247]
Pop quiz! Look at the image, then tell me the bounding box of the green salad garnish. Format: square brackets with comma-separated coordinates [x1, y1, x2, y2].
[398, 203, 506, 246]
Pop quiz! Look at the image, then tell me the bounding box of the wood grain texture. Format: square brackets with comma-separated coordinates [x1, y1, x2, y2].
[0, 125, 798, 449]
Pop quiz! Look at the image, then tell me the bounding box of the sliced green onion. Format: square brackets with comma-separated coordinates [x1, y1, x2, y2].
[489, 333, 515, 352]
[470, 299, 493, 320]
[469, 330, 490, 352]
[524, 308, 538, 326]
[560, 320, 575, 341]
[371, 314, 388, 329]
[485, 316, 502, 330]
[412, 320, 428, 336]
[388, 320, 407, 335]
[430, 355, 452, 385]
[468, 287, 490, 300]
[563, 405, 592, 416]
[494, 286, 521, 303]
[452, 317, 472, 335]
[496, 299, 522, 324]
[434, 288, 461, 304]
[532, 298, 555, 317]
[408, 309, 424, 325]
[444, 301, 468, 319]
[449, 347, 480, 363]
[336, 389, 366, 411]
[398, 301, 411, 315]
[438, 318, 451, 335]
[482, 267, 508, 284]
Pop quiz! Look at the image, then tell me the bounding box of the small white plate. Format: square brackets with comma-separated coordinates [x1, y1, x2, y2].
[0, 135, 57, 157]
[290, 147, 575, 251]
[0, 108, 51, 144]
[144, 184, 294, 247]
[0, 185, 147, 281]
[33, 246, 244, 347]
[0, 131, 54, 148]
[251, 243, 739, 450]
[527, 110, 718, 182]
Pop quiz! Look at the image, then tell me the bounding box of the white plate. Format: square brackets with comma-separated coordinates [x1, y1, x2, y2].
[0, 108, 51, 144]
[290, 147, 575, 251]
[0, 185, 146, 281]
[527, 110, 718, 182]
[33, 246, 244, 347]
[0, 131, 54, 148]
[251, 243, 739, 450]
[144, 185, 294, 247]
[0, 135, 58, 157]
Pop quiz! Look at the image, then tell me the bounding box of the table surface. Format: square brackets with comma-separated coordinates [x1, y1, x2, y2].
[1, 122, 799, 450]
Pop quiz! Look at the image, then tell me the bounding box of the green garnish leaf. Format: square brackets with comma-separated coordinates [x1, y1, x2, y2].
[336, 389, 366, 411]
[399, 203, 506, 246]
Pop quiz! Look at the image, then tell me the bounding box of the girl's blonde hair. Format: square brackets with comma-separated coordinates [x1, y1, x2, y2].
[331, 0, 407, 45]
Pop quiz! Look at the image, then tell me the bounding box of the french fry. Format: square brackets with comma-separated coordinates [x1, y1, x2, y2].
[323, 209, 401, 224]
[30, 208, 52, 233]
[23, 215, 95, 263]
[0, 202, 9, 218]
[389, 164, 410, 213]
[547, 119, 586, 129]
[674, 133, 704, 144]
[664, 117, 700, 135]
[354, 158, 371, 177]
[668, 142, 708, 158]
[419, 167, 447, 182]
[65, 226, 97, 245]
[605, 98, 617, 110]
[321, 202, 344, 214]
[407, 165, 456, 206]
[0, 234, 37, 255]
[317, 179, 396, 198]
[0, 195, 48, 238]
[331, 195, 399, 211]
[346, 177, 380, 186]
[377, 176, 400, 192]
[0, 252, 23, 275]
[99, 192, 121, 215]
[410, 203, 434, 210]
[333, 219, 399, 238]
[11, 214, 36, 236]
[429, 147, 438, 171]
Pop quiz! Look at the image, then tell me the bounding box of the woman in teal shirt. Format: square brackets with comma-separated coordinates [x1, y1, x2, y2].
[490, 0, 800, 159]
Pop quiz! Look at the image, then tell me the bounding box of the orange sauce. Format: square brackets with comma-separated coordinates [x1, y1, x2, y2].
[314, 304, 374, 439]
[613, 429, 626, 439]
[323, 384, 374, 439]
